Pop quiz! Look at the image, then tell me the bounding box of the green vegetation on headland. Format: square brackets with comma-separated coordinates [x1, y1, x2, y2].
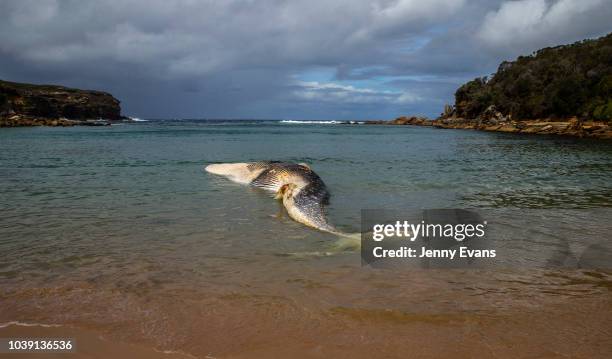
[452, 32, 612, 121]
[0, 80, 127, 127]
[386, 33, 612, 139]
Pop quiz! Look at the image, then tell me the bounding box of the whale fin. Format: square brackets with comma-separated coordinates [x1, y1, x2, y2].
[274, 183, 295, 199]
[251, 170, 283, 192]
[251, 167, 297, 192]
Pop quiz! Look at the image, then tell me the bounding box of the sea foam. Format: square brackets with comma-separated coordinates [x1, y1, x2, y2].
[280, 120, 343, 124]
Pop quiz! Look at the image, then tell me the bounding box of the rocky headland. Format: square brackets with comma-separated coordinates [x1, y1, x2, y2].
[377, 33, 612, 139]
[0, 80, 129, 127]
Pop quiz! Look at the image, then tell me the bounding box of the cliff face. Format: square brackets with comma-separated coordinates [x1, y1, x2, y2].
[0, 80, 123, 126]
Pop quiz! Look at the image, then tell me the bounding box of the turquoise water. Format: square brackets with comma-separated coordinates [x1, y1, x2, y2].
[1, 120, 612, 357]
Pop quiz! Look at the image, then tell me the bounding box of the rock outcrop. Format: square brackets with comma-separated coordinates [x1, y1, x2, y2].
[365, 112, 612, 139]
[388, 116, 432, 126]
[363, 116, 432, 126]
[430, 116, 612, 139]
[0, 80, 126, 127]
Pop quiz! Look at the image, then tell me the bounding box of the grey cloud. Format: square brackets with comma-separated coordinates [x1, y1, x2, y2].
[478, 0, 612, 56]
[0, 0, 609, 119]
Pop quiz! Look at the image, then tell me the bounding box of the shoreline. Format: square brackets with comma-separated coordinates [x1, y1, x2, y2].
[0, 114, 133, 127]
[2, 292, 611, 359]
[3, 112, 611, 140]
[369, 116, 612, 140]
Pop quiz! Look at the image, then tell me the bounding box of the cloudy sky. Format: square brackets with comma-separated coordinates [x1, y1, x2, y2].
[1, 0, 610, 120]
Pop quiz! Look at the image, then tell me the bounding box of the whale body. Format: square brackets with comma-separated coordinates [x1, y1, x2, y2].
[205, 161, 339, 234]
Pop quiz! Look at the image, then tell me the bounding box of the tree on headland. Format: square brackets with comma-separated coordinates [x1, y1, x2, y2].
[449, 33, 612, 122]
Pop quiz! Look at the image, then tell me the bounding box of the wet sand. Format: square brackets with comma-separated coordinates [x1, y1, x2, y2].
[2, 267, 611, 358]
[1, 301, 611, 358]
[0, 324, 192, 359]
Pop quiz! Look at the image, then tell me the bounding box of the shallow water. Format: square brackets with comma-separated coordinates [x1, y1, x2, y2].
[1, 121, 611, 358]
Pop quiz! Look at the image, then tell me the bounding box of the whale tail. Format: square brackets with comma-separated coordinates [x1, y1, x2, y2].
[283, 232, 361, 258]
[332, 232, 362, 251]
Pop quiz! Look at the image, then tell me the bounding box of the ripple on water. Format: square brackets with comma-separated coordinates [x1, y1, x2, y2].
[1, 122, 611, 357]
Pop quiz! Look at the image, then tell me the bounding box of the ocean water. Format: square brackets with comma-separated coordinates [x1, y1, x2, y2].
[1, 120, 611, 358]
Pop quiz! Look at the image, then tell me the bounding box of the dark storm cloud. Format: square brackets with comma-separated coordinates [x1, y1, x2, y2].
[0, 0, 610, 119]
